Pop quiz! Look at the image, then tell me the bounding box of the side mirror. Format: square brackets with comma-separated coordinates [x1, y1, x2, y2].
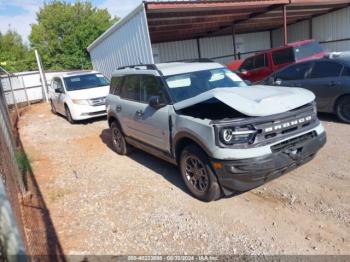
[55, 88, 63, 93]
[275, 78, 283, 86]
[149, 96, 165, 109]
[244, 80, 252, 86]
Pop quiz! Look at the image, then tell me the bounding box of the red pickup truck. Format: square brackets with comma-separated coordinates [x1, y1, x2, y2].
[227, 40, 326, 83]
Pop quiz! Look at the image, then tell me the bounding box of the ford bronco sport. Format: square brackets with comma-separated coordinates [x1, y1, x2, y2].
[106, 62, 326, 202]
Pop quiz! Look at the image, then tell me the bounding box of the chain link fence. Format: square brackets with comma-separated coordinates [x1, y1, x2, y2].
[0, 76, 27, 261]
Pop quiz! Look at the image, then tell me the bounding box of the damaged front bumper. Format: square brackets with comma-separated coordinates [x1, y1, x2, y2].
[212, 131, 326, 196]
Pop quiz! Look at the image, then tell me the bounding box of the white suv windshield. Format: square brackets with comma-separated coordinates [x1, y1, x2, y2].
[165, 68, 246, 103]
[64, 73, 110, 91]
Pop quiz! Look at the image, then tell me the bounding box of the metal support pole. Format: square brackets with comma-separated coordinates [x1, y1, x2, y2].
[270, 30, 274, 48]
[196, 38, 201, 59]
[35, 49, 48, 103]
[283, 5, 288, 45]
[309, 18, 313, 39]
[232, 24, 237, 60]
[20, 76, 30, 107]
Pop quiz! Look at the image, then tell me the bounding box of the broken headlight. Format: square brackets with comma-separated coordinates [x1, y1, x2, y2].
[219, 126, 257, 145]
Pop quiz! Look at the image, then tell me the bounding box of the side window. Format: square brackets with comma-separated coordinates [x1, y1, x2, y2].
[121, 75, 140, 101]
[342, 66, 350, 77]
[254, 54, 267, 69]
[56, 79, 64, 92]
[110, 76, 123, 95]
[275, 62, 311, 81]
[310, 61, 343, 79]
[140, 75, 164, 103]
[51, 80, 57, 90]
[272, 48, 295, 65]
[240, 57, 254, 71]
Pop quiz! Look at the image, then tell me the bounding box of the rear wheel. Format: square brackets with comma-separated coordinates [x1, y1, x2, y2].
[111, 121, 131, 155]
[65, 105, 75, 124]
[179, 144, 221, 202]
[336, 96, 350, 123]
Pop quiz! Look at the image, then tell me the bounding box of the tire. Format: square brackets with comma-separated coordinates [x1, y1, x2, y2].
[179, 144, 221, 202]
[110, 121, 131, 155]
[50, 100, 57, 114]
[336, 96, 350, 123]
[65, 105, 75, 124]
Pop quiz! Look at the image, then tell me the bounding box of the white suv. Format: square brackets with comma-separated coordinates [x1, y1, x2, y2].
[107, 62, 326, 202]
[49, 71, 110, 123]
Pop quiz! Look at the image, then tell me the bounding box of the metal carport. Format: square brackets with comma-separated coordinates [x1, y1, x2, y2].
[88, 0, 350, 78]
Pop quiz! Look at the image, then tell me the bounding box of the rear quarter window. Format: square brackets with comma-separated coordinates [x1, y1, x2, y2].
[272, 48, 295, 65]
[310, 61, 343, 78]
[110, 76, 123, 95]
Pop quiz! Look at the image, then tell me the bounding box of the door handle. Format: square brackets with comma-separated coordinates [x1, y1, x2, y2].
[116, 105, 122, 112]
[328, 81, 341, 87]
[136, 110, 144, 117]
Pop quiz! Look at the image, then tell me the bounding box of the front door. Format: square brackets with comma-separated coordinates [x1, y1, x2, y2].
[119, 74, 170, 152]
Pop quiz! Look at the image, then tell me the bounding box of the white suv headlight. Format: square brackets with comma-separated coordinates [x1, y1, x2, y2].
[72, 99, 90, 106]
[219, 126, 257, 145]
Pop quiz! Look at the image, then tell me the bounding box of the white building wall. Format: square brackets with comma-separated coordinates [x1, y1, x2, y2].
[153, 31, 271, 65]
[0, 71, 68, 105]
[88, 4, 153, 79]
[152, 39, 199, 63]
[272, 7, 350, 52]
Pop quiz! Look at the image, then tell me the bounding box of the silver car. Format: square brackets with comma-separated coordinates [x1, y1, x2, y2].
[106, 62, 326, 202]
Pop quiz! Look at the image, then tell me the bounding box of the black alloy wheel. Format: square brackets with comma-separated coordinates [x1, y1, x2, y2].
[336, 96, 350, 124]
[179, 144, 221, 202]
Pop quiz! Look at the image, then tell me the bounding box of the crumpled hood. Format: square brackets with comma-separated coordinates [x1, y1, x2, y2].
[173, 85, 315, 117]
[67, 85, 109, 100]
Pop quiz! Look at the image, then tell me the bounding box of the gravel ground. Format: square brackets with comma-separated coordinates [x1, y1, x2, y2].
[19, 103, 349, 255]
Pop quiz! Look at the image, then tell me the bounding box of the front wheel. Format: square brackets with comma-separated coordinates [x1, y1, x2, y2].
[179, 144, 221, 202]
[336, 96, 350, 123]
[65, 106, 75, 124]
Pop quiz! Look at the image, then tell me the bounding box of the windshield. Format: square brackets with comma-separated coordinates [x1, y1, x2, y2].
[165, 68, 246, 103]
[64, 73, 110, 91]
[294, 42, 324, 61]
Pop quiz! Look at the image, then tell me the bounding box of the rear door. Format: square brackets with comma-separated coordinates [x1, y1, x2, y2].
[305, 60, 345, 111]
[271, 47, 295, 71]
[239, 54, 271, 83]
[117, 75, 142, 138]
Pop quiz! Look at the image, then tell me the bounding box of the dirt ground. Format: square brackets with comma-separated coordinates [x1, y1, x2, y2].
[18, 103, 349, 255]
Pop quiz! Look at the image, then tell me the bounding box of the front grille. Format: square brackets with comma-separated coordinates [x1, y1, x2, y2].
[252, 103, 318, 147]
[82, 110, 106, 116]
[89, 97, 106, 106]
[214, 102, 318, 149]
[271, 131, 317, 153]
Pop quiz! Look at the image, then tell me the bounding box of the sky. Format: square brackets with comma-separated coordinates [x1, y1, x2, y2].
[0, 0, 142, 43]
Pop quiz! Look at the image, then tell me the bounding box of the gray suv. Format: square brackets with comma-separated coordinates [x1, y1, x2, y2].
[106, 62, 326, 202]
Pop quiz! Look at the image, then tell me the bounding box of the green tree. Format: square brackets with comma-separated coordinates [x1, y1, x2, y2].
[0, 30, 34, 73]
[29, 0, 116, 70]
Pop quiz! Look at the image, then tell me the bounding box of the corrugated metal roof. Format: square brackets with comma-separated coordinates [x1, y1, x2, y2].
[145, 0, 350, 43]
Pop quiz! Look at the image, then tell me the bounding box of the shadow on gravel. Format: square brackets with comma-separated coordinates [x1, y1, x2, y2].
[99, 129, 190, 195]
[52, 111, 106, 125]
[317, 113, 343, 124]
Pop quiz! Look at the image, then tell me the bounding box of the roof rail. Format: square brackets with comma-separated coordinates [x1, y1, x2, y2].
[175, 58, 215, 63]
[117, 64, 158, 70]
[325, 51, 350, 59]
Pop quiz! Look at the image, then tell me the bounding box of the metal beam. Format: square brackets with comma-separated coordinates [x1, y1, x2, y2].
[283, 5, 288, 45]
[232, 24, 237, 60]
